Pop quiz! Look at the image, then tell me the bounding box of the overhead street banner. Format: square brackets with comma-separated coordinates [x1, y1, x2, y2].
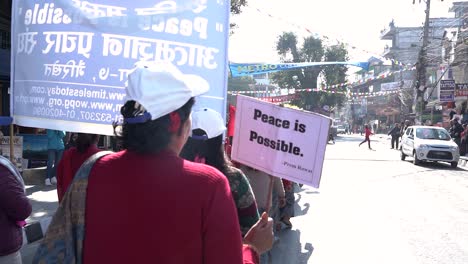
[229, 61, 370, 77]
[231, 95, 331, 188]
[11, 0, 230, 135]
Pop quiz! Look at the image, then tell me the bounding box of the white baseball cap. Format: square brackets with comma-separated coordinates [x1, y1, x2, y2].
[125, 61, 210, 121]
[191, 108, 226, 139]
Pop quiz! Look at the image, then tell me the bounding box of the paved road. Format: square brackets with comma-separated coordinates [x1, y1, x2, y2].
[270, 134, 468, 264]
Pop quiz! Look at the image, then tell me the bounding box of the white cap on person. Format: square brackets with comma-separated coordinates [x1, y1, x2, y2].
[191, 108, 226, 139]
[125, 60, 210, 121]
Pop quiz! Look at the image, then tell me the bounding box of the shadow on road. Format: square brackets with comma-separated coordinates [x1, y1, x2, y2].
[335, 135, 366, 142]
[293, 194, 311, 217]
[272, 229, 314, 264]
[26, 185, 56, 195]
[401, 159, 468, 172]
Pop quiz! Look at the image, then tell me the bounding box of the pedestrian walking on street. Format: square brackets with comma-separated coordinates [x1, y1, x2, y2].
[449, 118, 464, 148]
[56, 133, 101, 202]
[387, 123, 401, 149]
[180, 107, 260, 236]
[45, 129, 66, 186]
[460, 123, 468, 155]
[359, 125, 373, 149]
[34, 61, 273, 264]
[0, 156, 32, 264]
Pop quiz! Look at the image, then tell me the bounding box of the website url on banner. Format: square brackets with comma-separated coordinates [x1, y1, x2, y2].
[30, 85, 125, 101]
[14, 95, 124, 123]
[14, 95, 122, 112]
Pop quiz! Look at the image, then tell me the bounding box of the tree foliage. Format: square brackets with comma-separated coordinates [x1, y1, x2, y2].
[324, 43, 348, 86]
[230, 0, 248, 34]
[227, 75, 255, 91]
[230, 0, 248, 15]
[271, 32, 349, 111]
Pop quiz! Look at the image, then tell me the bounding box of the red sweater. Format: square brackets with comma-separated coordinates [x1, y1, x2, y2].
[56, 145, 101, 202]
[365, 128, 373, 138]
[83, 150, 258, 264]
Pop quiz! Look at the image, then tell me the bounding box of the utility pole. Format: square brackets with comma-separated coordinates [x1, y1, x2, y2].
[415, 0, 432, 124]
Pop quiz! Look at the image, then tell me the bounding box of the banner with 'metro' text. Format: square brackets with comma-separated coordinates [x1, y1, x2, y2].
[231, 95, 331, 188]
[11, 0, 229, 135]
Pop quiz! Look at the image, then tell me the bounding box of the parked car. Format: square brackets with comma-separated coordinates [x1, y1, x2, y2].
[400, 126, 460, 168]
[336, 125, 346, 134]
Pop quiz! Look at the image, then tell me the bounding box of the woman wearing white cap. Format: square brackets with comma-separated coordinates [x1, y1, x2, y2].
[181, 108, 260, 236]
[34, 62, 273, 264]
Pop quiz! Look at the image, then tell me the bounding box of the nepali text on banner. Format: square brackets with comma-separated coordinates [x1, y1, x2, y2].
[229, 61, 370, 77]
[11, 0, 230, 135]
[230, 95, 331, 188]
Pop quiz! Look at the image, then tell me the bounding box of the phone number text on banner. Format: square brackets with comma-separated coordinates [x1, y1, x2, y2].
[11, 0, 230, 135]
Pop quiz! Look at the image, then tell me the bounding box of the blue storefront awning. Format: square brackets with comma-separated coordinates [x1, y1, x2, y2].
[0, 116, 13, 125]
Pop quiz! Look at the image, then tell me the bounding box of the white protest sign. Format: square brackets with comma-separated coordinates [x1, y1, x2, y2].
[231, 95, 331, 188]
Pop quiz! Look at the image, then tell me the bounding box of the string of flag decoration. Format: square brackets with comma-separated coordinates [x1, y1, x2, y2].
[228, 88, 400, 98]
[295, 88, 346, 94]
[250, 6, 406, 67]
[348, 66, 416, 87]
[227, 88, 346, 95]
[344, 101, 377, 105]
[347, 90, 401, 100]
[257, 94, 298, 104]
[332, 66, 416, 90]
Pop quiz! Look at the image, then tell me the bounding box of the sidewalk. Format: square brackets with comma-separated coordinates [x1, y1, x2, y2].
[21, 184, 59, 263]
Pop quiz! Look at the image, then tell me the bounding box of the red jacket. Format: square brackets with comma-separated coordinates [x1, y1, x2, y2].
[56, 145, 101, 202]
[83, 150, 258, 264]
[365, 128, 373, 138]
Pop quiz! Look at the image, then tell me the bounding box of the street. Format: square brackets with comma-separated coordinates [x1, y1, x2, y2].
[271, 134, 468, 264]
[19, 134, 468, 264]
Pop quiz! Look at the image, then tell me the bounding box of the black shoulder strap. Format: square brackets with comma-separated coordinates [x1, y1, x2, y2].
[73, 151, 114, 181]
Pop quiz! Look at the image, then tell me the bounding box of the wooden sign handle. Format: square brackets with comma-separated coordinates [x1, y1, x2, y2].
[265, 175, 274, 214]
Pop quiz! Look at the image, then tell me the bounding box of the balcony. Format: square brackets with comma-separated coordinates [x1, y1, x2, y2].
[382, 45, 395, 57]
[380, 26, 395, 40]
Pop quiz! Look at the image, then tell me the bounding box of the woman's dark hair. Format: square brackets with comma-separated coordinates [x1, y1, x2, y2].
[180, 129, 235, 176]
[114, 98, 195, 154]
[75, 133, 99, 153]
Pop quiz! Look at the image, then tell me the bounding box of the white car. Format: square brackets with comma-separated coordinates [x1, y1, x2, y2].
[336, 125, 346, 134]
[400, 126, 460, 168]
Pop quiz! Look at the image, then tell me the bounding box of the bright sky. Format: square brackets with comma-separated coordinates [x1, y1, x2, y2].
[228, 0, 459, 64]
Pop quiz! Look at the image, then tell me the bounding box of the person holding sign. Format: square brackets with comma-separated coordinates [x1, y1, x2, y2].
[181, 107, 260, 236]
[35, 62, 273, 264]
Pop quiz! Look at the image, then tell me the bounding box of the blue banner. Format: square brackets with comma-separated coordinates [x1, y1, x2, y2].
[229, 61, 370, 77]
[11, 0, 230, 135]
